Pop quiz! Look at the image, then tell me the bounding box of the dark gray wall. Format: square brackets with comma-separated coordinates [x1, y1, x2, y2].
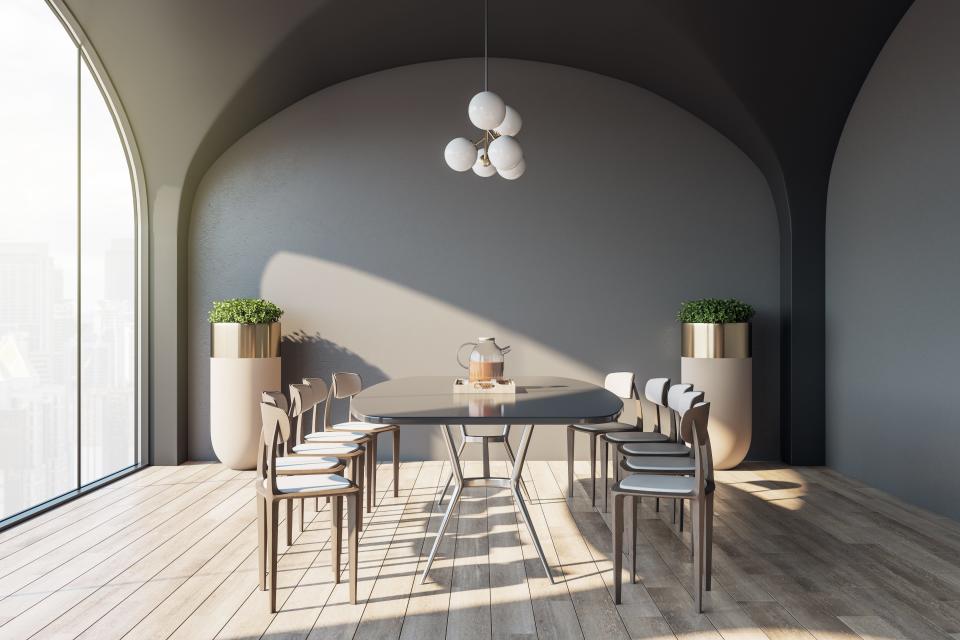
[826, 0, 960, 518]
[188, 59, 779, 462]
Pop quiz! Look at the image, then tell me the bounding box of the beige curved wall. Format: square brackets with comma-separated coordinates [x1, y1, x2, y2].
[188, 58, 780, 461]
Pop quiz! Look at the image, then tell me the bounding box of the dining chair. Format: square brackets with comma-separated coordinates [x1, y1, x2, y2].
[566, 372, 642, 506]
[619, 387, 704, 528]
[598, 377, 672, 511]
[262, 390, 364, 534]
[257, 401, 360, 612]
[290, 382, 372, 527]
[611, 393, 713, 612]
[319, 373, 401, 508]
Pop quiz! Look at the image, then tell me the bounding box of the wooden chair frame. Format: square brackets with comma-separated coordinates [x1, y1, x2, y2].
[257, 402, 359, 612]
[322, 372, 402, 508]
[566, 372, 642, 506]
[611, 398, 713, 611]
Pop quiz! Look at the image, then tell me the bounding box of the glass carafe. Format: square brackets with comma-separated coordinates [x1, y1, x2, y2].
[457, 337, 511, 382]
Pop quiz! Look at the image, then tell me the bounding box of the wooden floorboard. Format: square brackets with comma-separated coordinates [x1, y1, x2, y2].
[2, 458, 960, 639]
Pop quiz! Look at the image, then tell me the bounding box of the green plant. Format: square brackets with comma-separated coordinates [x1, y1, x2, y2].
[677, 298, 754, 324]
[208, 298, 283, 324]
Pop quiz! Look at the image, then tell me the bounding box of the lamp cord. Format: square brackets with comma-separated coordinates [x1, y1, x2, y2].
[483, 0, 488, 91]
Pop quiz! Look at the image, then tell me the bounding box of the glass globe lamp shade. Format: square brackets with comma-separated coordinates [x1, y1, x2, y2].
[494, 106, 522, 137]
[498, 159, 526, 180]
[444, 137, 477, 172]
[472, 148, 497, 177]
[488, 135, 522, 170]
[468, 91, 506, 131]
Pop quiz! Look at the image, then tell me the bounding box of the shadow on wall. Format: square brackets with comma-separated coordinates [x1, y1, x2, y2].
[281, 330, 388, 397]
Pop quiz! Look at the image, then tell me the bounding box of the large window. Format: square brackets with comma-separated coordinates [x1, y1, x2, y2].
[0, 0, 139, 520]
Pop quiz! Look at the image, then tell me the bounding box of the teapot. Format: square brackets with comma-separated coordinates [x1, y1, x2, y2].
[457, 337, 511, 382]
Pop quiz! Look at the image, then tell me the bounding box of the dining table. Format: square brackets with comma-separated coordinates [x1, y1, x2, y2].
[351, 375, 623, 583]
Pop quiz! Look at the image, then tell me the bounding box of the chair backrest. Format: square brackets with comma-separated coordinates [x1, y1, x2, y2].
[290, 380, 327, 444]
[604, 372, 635, 399]
[259, 401, 291, 494]
[677, 396, 712, 491]
[261, 390, 292, 453]
[640, 377, 670, 433]
[324, 372, 363, 429]
[604, 372, 639, 425]
[665, 384, 695, 440]
[262, 390, 289, 413]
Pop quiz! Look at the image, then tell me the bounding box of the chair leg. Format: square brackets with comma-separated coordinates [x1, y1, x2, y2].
[614, 448, 621, 484]
[705, 492, 714, 591]
[589, 434, 597, 506]
[331, 495, 342, 583]
[371, 436, 378, 507]
[348, 492, 358, 605]
[365, 444, 373, 513]
[300, 498, 305, 533]
[393, 428, 400, 498]
[566, 427, 575, 498]
[602, 440, 609, 512]
[631, 495, 638, 584]
[693, 498, 704, 613]
[268, 501, 279, 613]
[257, 495, 265, 591]
[286, 500, 293, 546]
[612, 492, 624, 604]
[679, 499, 685, 532]
[350, 454, 365, 528]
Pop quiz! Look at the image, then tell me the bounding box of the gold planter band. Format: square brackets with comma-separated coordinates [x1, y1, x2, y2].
[681, 322, 751, 358]
[210, 322, 281, 358]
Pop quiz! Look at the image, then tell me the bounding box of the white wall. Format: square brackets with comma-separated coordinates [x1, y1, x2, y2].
[827, 0, 960, 518]
[188, 59, 780, 462]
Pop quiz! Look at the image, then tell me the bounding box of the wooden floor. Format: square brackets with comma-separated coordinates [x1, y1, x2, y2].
[3, 460, 960, 640]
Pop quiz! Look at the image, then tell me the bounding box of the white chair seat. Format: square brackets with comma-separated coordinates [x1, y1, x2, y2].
[616, 474, 696, 497]
[571, 421, 637, 433]
[332, 421, 396, 433]
[621, 441, 690, 457]
[304, 431, 367, 443]
[275, 456, 341, 474]
[604, 431, 669, 444]
[292, 442, 361, 456]
[266, 473, 352, 495]
[622, 455, 694, 473]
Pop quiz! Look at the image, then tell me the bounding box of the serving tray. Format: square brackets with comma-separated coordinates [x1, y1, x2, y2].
[453, 377, 517, 394]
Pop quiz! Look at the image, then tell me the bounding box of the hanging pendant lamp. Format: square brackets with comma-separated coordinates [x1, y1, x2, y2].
[443, 0, 525, 179]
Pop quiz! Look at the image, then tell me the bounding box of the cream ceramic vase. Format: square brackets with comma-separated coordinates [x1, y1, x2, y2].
[210, 322, 281, 470]
[680, 322, 751, 470]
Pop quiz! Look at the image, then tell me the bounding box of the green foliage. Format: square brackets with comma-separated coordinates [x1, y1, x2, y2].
[208, 298, 283, 324]
[677, 298, 754, 324]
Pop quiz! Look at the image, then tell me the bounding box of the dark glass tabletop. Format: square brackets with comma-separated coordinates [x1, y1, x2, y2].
[351, 376, 623, 425]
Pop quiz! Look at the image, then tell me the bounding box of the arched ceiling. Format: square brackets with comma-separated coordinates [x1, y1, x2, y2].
[61, 0, 912, 464]
[64, 0, 909, 229]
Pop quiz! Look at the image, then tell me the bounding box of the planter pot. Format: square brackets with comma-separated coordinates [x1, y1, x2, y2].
[210, 322, 281, 470]
[680, 322, 751, 470]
